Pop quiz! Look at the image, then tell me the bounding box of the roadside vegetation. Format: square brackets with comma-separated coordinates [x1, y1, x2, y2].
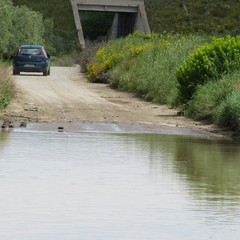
[12, 0, 240, 44]
[0, 0, 56, 58]
[12, 0, 79, 56]
[0, 63, 15, 110]
[0, 0, 54, 110]
[83, 33, 240, 133]
[145, 0, 240, 35]
[2, 0, 240, 133]
[177, 36, 240, 131]
[86, 33, 207, 102]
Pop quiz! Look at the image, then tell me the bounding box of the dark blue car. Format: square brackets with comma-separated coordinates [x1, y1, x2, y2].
[13, 45, 50, 76]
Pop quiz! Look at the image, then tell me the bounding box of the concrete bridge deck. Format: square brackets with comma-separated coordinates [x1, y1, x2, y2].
[70, 0, 150, 48]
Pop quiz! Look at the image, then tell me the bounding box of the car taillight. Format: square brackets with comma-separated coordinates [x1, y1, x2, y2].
[39, 49, 44, 55]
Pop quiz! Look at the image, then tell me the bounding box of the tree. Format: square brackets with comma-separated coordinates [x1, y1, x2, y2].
[0, 1, 54, 59]
[0, 0, 13, 57]
[9, 5, 45, 49]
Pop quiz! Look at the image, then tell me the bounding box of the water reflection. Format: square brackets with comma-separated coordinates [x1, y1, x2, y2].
[0, 131, 239, 240]
[175, 139, 240, 199]
[133, 134, 240, 200]
[0, 131, 9, 142]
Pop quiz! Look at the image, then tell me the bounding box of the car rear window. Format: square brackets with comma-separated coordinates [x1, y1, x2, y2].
[19, 48, 43, 55]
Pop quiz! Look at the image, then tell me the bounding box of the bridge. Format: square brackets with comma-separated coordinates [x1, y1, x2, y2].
[70, 0, 150, 48]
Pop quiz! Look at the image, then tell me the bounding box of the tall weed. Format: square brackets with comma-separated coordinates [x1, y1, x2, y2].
[108, 34, 207, 104]
[186, 71, 240, 121]
[86, 32, 155, 82]
[85, 33, 240, 132]
[0, 63, 15, 110]
[217, 92, 240, 131]
[79, 41, 107, 73]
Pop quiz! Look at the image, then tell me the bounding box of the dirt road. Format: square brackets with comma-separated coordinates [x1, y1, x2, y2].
[0, 66, 229, 137]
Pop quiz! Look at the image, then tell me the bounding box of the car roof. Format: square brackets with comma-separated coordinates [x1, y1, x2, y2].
[19, 45, 44, 49]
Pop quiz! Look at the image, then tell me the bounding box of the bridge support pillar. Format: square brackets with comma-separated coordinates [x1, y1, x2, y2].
[70, 0, 150, 49]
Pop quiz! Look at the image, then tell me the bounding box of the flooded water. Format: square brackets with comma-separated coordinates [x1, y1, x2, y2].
[0, 129, 240, 240]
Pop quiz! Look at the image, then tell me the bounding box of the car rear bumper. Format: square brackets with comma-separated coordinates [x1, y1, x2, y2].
[13, 66, 46, 73]
[13, 62, 49, 73]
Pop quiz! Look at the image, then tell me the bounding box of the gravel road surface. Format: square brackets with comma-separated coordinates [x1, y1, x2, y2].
[0, 66, 230, 138]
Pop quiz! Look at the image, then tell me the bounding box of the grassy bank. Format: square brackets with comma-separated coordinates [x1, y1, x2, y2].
[83, 33, 240, 133]
[178, 36, 240, 131]
[86, 33, 208, 104]
[0, 63, 15, 110]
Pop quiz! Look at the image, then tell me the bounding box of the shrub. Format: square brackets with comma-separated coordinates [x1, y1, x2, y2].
[108, 34, 207, 104]
[87, 33, 206, 104]
[86, 32, 166, 82]
[10, 5, 45, 50]
[0, 63, 15, 110]
[0, 1, 56, 59]
[78, 41, 107, 73]
[0, 0, 13, 57]
[216, 92, 240, 131]
[186, 71, 240, 121]
[176, 36, 240, 104]
[108, 41, 173, 102]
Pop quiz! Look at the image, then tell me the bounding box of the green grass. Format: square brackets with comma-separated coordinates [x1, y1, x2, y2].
[50, 51, 81, 67]
[87, 33, 208, 105]
[13, 0, 240, 37]
[186, 71, 240, 122]
[0, 63, 15, 110]
[85, 33, 240, 133]
[216, 92, 240, 131]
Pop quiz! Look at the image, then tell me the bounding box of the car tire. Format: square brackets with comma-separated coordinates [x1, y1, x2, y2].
[13, 69, 20, 75]
[43, 69, 48, 76]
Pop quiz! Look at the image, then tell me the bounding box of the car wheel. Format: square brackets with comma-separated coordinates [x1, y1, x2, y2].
[43, 69, 48, 76]
[13, 69, 20, 75]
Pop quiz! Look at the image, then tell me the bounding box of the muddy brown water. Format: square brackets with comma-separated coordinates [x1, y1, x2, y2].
[0, 126, 240, 240]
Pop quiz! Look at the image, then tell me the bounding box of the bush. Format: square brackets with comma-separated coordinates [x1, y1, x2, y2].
[108, 34, 207, 104]
[0, 1, 56, 59]
[43, 18, 57, 56]
[87, 33, 206, 103]
[216, 92, 240, 130]
[86, 32, 155, 82]
[78, 41, 107, 73]
[0, 63, 15, 110]
[108, 38, 175, 102]
[10, 5, 45, 48]
[52, 29, 79, 56]
[176, 36, 240, 104]
[0, 0, 13, 57]
[186, 71, 240, 121]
